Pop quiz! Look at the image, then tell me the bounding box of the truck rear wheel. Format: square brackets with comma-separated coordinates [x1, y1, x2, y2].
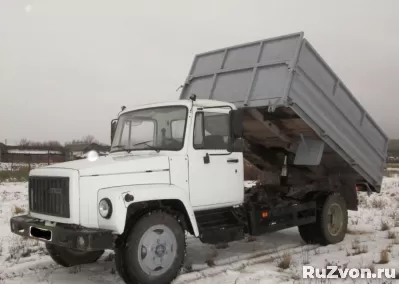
[115, 211, 186, 284]
[316, 193, 348, 245]
[298, 193, 347, 245]
[46, 243, 104, 267]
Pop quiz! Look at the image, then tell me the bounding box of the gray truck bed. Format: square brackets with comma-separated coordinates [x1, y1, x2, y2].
[179, 32, 388, 188]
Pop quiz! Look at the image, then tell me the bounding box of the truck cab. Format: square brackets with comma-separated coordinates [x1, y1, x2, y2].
[11, 98, 251, 283]
[108, 98, 244, 211]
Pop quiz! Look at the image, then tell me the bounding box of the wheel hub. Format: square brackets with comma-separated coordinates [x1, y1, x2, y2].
[327, 203, 343, 236]
[137, 224, 177, 276]
[155, 244, 166, 257]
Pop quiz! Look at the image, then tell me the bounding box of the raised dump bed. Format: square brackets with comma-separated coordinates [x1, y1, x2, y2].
[180, 32, 388, 191]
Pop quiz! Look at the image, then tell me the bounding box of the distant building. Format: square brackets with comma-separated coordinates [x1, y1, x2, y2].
[0, 143, 6, 162]
[65, 143, 110, 160]
[1, 145, 66, 164]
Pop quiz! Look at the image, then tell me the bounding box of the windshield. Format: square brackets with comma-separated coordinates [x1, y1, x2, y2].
[111, 106, 188, 152]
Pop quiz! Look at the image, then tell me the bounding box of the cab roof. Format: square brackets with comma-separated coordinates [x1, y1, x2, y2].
[119, 99, 236, 116]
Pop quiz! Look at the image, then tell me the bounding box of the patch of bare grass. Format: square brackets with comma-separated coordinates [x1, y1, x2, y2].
[370, 197, 388, 209]
[388, 210, 397, 220]
[388, 230, 397, 239]
[380, 220, 391, 231]
[7, 237, 46, 261]
[276, 251, 292, 269]
[0, 167, 30, 182]
[375, 248, 390, 264]
[12, 205, 26, 216]
[348, 238, 368, 256]
[350, 216, 360, 225]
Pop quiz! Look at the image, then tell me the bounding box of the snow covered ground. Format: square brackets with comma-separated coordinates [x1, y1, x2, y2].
[0, 162, 47, 172]
[0, 178, 399, 283]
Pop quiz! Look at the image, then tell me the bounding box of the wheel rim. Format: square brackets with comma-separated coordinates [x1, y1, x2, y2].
[137, 224, 177, 276]
[327, 203, 343, 236]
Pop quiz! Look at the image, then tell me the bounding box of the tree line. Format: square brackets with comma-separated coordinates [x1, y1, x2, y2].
[17, 135, 107, 148]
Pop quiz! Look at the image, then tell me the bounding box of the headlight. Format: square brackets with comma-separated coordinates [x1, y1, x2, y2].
[99, 198, 113, 219]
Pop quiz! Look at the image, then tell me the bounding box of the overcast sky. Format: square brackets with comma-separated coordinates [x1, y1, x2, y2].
[0, 0, 398, 145]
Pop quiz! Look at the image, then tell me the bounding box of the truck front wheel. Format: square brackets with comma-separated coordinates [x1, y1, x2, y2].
[46, 243, 104, 267]
[115, 211, 186, 284]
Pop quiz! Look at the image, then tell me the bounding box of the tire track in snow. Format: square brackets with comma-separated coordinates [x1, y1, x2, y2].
[174, 234, 375, 284]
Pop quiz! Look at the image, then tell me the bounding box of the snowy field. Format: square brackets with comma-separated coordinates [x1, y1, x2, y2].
[0, 162, 47, 172]
[0, 178, 399, 283]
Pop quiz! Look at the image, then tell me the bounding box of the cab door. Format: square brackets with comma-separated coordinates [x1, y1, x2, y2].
[187, 108, 244, 210]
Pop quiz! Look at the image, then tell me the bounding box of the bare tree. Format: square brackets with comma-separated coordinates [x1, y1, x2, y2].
[19, 138, 30, 147]
[46, 140, 62, 147]
[82, 135, 99, 144]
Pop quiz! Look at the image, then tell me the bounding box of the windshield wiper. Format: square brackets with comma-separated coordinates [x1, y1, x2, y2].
[132, 140, 160, 153]
[110, 145, 132, 153]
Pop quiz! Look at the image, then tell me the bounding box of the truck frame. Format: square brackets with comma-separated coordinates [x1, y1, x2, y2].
[10, 32, 387, 284]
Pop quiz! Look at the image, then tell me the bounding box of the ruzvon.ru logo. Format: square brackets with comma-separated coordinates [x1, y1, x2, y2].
[303, 266, 396, 279]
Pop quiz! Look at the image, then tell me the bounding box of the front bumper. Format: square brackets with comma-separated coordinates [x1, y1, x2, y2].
[10, 215, 114, 251]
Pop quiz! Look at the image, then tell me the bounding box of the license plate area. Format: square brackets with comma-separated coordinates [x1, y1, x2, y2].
[30, 226, 52, 241]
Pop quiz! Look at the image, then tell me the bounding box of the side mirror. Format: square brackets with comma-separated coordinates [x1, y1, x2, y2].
[229, 109, 244, 138]
[111, 119, 118, 144]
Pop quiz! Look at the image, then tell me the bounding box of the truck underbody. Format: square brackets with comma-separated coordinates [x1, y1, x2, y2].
[241, 106, 359, 208]
[194, 181, 345, 246]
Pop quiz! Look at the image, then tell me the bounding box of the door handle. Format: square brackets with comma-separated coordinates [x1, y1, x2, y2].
[203, 153, 210, 164]
[227, 158, 239, 163]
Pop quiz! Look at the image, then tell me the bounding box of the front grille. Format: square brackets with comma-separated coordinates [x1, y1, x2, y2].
[29, 176, 70, 218]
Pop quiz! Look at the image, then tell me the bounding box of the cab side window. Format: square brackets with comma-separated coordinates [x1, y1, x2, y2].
[193, 111, 230, 150]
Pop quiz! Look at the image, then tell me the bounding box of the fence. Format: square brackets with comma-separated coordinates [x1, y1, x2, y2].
[0, 151, 67, 170]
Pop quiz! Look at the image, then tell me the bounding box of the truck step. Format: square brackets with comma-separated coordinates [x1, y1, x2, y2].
[194, 207, 245, 244]
[195, 207, 242, 229]
[199, 224, 245, 245]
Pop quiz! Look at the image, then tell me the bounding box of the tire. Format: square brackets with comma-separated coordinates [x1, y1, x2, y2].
[46, 243, 104, 267]
[115, 246, 131, 284]
[316, 193, 348, 245]
[298, 223, 321, 244]
[115, 211, 186, 284]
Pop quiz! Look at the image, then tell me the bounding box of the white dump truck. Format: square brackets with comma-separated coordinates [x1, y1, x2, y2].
[10, 32, 388, 284]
